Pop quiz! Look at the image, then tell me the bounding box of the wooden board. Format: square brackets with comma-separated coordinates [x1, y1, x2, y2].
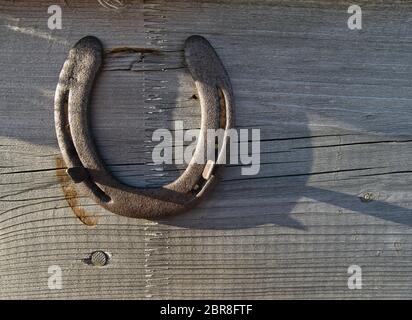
[1, 0, 412, 299]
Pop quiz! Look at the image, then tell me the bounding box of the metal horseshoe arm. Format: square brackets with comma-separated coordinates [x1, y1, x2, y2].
[55, 35, 234, 218]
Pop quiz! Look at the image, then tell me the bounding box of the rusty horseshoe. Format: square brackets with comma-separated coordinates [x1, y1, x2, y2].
[54, 35, 234, 218]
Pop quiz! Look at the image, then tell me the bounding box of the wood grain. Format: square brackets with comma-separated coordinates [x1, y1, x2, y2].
[1, 0, 412, 299]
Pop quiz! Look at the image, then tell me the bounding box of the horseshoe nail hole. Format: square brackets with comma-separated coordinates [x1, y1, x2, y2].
[192, 177, 207, 194]
[217, 87, 226, 129]
[83, 250, 111, 267]
[191, 94, 198, 100]
[214, 137, 220, 161]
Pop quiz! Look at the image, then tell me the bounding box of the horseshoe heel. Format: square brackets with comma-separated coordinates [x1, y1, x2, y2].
[54, 35, 234, 218]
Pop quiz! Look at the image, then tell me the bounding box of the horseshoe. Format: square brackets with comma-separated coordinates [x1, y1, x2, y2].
[54, 35, 234, 218]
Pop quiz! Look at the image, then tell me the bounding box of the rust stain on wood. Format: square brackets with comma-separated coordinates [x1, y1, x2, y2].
[55, 157, 98, 226]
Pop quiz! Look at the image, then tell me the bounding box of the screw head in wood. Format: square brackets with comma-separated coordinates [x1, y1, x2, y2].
[360, 192, 375, 203]
[89, 250, 110, 266]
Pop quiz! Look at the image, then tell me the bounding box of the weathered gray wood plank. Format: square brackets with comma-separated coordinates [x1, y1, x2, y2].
[1, 0, 412, 299]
